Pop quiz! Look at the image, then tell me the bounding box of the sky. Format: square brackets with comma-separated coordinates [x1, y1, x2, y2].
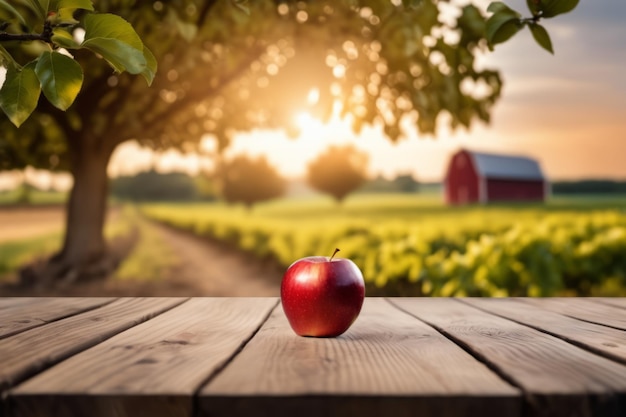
[4, 0, 626, 190]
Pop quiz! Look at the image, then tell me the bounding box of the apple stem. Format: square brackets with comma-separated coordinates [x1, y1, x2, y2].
[330, 248, 340, 261]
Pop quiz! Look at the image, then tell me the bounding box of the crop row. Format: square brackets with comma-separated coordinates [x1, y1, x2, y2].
[141, 204, 626, 296]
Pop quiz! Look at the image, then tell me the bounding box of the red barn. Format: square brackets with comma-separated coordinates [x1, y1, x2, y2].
[444, 149, 548, 205]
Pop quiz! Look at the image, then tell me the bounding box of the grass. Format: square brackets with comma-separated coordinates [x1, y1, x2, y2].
[113, 209, 180, 282]
[0, 232, 63, 279]
[0, 189, 67, 205]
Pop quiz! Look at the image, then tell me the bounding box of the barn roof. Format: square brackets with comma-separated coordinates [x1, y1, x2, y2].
[468, 150, 545, 181]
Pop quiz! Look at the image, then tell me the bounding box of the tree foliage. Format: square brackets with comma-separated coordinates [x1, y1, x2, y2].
[0, 0, 580, 166]
[0, 0, 581, 172]
[307, 145, 369, 203]
[486, 0, 580, 54]
[0, 0, 155, 127]
[2, 0, 509, 175]
[217, 155, 286, 208]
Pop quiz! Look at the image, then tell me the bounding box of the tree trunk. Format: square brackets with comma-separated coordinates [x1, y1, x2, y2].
[20, 139, 118, 287]
[60, 142, 112, 269]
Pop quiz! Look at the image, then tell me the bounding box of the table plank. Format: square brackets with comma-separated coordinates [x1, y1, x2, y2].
[8, 298, 278, 417]
[199, 298, 520, 417]
[392, 298, 626, 417]
[520, 298, 626, 330]
[0, 299, 40, 309]
[462, 298, 626, 364]
[0, 298, 115, 339]
[0, 298, 185, 393]
[587, 298, 626, 310]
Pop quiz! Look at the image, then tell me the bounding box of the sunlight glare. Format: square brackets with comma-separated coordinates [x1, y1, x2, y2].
[307, 87, 320, 105]
[295, 111, 322, 133]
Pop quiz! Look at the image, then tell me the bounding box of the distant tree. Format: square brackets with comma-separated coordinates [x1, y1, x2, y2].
[358, 174, 396, 194]
[393, 173, 419, 193]
[111, 170, 199, 202]
[551, 180, 626, 195]
[15, 171, 31, 204]
[15, 182, 36, 204]
[217, 155, 286, 208]
[360, 172, 419, 193]
[193, 174, 218, 201]
[307, 145, 368, 203]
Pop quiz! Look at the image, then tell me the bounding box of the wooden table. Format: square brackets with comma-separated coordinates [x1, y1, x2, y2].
[1, 297, 625, 417]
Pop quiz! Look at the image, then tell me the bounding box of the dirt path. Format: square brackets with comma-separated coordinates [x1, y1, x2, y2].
[0, 207, 283, 296]
[0, 206, 64, 243]
[141, 219, 282, 296]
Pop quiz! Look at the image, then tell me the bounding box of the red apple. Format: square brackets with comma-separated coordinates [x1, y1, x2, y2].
[281, 249, 365, 337]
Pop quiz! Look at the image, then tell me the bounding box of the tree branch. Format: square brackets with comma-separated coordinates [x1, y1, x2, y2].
[0, 32, 47, 42]
[0, 21, 53, 44]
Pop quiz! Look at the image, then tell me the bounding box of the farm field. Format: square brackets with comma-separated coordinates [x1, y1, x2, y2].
[141, 193, 626, 297]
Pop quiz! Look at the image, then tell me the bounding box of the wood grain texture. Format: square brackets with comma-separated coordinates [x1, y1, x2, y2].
[199, 298, 520, 417]
[2, 297, 625, 417]
[0, 298, 114, 340]
[462, 298, 626, 364]
[392, 298, 626, 417]
[0, 298, 185, 393]
[9, 298, 278, 417]
[0, 299, 40, 310]
[585, 298, 626, 311]
[520, 298, 626, 330]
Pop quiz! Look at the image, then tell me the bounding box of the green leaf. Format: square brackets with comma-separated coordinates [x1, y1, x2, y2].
[81, 37, 147, 74]
[540, 0, 579, 18]
[485, 5, 522, 48]
[528, 23, 553, 54]
[491, 19, 523, 46]
[141, 45, 157, 86]
[487, 2, 518, 14]
[56, 7, 78, 23]
[57, 0, 93, 12]
[38, 0, 50, 14]
[0, 0, 28, 26]
[80, 13, 151, 76]
[82, 13, 143, 50]
[526, 0, 541, 15]
[35, 51, 83, 110]
[0, 62, 41, 127]
[51, 28, 80, 48]
[0, 45, 18, 69]
[21, 0, 45, 19]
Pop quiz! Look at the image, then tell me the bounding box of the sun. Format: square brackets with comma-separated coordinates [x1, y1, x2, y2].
[306, 87, 320, 105]
[295, 111, 323, 133]
[294, 96, 347, 138]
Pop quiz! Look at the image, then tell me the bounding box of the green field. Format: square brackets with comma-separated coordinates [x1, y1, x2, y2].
[141, 194, 626, 297]
[0, 188, 67, 205]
